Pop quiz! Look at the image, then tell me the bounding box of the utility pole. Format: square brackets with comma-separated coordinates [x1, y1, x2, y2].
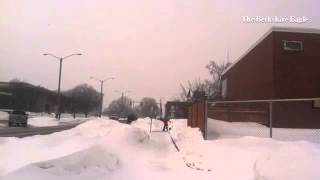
[122, 92, 124, 105]
[159, 97, 164, 118]
[100, 80, 104, 117]
[159, 98, 162, 117]
[90, 77, 114, 117]
[57, 58, 62, 119]
[43, 53, 82, 120]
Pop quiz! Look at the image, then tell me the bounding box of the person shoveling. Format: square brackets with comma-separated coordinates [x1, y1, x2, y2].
[161, 117, 171, 132]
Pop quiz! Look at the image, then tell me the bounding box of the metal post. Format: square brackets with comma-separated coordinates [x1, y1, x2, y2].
[121, 93, 124, 104]
[57, 58, 63, 120]
[204, 98, 208, 140]
[99, 80, 104, 118]
[269, 101, 273, 138]
[160, 98, 162, 117]
[150, 118, 153, 133]
[44, 53, 82, 120]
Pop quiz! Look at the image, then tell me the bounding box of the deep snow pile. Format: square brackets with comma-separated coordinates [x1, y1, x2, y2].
[170, 119, 320, 180]
[207, 118, 320, 143]
[0, 118, 320, 180]
[0, 118, 192, 180]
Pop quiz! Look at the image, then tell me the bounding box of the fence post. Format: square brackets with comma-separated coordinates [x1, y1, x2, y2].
[269, 101, 273, 138]
[204, 98, 208, 140]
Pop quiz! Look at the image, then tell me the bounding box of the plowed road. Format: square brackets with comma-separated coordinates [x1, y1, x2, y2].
[0, 123, 81, 137]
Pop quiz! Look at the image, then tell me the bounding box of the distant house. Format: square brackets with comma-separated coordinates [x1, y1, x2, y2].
[210, 27, 320, 128]
[165, 101, 189, 119]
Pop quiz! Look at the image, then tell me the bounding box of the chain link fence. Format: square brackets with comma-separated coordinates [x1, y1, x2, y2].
[205, 98, 320, 143]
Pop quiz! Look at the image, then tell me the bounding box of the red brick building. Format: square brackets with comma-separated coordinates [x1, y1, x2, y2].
[210, 27, 320, 128]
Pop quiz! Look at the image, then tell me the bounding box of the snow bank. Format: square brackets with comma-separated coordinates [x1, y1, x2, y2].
[207, 118, 270, 139]
[253, 142, 320, 180]
[169, 119, 320, 180]
[1, 118, 320, 180]
[28, 117, 60, 127]
[34, 145, 121, 175]
[0, 118, 189, 180]
[28, 116, 92, 127]
[207, 118, 320, 143]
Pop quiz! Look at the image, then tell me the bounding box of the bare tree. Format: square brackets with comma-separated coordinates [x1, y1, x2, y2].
[104, 96, 134, 118]
[138, 97, 159, 118]
[64, 84, 100, 117]
[178, 79, 206, 102]
[177, 60, 231, 101]
[205, 60, 231, 99]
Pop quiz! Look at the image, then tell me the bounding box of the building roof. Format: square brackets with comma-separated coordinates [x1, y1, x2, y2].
[0, 81, 56, 96]
[222, 27, 320, 76]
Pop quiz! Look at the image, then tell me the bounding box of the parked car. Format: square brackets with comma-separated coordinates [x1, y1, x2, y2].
[127, 113, 138, 124]
[8, 110, 28, 127]
[109, 114, 119, 120]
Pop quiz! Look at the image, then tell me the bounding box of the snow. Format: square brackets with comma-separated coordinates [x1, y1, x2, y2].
[27, 116, 90, 127]
[27, 112, 94, 127]
[0, 111, 9, 127]
[0, 112, 92, 128]
[28, 117, 60, 127]
[0, 117, 320, 180]
[207, 118, 320, 143]
[0, 111, 9, 121]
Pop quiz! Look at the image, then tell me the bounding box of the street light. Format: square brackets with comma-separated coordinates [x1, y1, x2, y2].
[90, 76, 114, 117]
[43, 53, 82, 120]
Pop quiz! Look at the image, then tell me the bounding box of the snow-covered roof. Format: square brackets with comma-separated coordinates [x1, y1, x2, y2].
[222, 27, 320, 76]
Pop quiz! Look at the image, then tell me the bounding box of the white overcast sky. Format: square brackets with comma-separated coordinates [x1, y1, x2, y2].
[0, 0, 319, 107]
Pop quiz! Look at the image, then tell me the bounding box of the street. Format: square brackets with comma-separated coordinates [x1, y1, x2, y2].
[0, 123, 81, 138]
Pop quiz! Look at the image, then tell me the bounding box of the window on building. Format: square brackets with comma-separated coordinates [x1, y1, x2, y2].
[313, 100, 320, 108]
[283, 40, 303, 51]
[221, 79, 227, 98]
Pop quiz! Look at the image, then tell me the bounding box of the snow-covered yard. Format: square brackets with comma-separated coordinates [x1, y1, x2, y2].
[27, 113, 94, 127]
[0, 118, 319, 180]
[207, 118, 320, 143]
[28, 117, 92, 127]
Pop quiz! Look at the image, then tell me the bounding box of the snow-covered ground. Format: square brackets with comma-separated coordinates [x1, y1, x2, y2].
[0, 118, 319, 180]
[28, 117, 93, 127]
[0, 111, 9, 121]
[207, 118, 320, 143]
[0, 111, 10, 127]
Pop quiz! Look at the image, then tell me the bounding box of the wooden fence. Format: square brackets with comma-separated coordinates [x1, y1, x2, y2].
[188, 100, 205, 134]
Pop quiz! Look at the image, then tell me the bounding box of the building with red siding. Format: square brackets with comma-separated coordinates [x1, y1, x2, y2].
[210, 27, 320, 128]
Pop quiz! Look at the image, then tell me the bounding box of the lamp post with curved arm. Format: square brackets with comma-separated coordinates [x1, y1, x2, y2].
[90, 77, 115, 117]
[43, 53, 82, 119]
